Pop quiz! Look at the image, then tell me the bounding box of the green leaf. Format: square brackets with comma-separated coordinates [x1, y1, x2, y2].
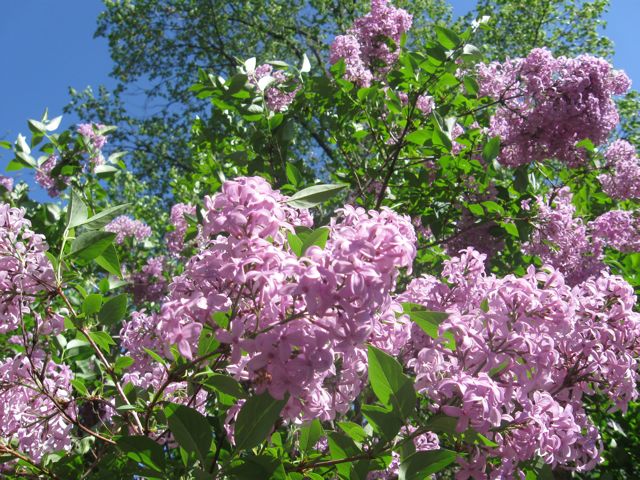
[94, 165, 119, 178]
[461, 44, 482, 60]
[67, 190, 89, 228]
[28, 119, 47, 133]
[434, 26, 461, 49]
[338, 421, 368, 444]
[576, 138, 595, 153]
[71, 378, 90, 396]
[327, 431, 362, 477]
[226, 73, 249, 94]
[203, 374, 245, 399]
[16, 134, 30, 154]
[327, 431, 360, 459]
[299, 419, 323, 452]
[398, 449, 457, 480]
[300, 53, 311, 73]
[481, 200, 504, 215]
[285, 163, 303, 186]
[467, 203, 484, 216]
[286, 184, 346, 208]
[502, 221, 519, 238]
[197, 326, 219, 357]
[117, 435, 166, 473]
[234, 392, 287, 451]
[82, 294, 103, 316]
[432, 127, 452, 150]
[244, 57, 257, 72]
[367, 345, 415, 419]
[405, 129, 431, 146]
[144, 348, 167, 366]
[401, 303, 455, 350]
[114, 355, 135, 372]
[46, 115, 62, 131]
[296, 227, 330, 256]
[89, 331, 116, 353]
[482, 136, 501, 163]
[164, 403, 212, 465]
[98, 294, 128, 326]
[287, 232, 303, 257]
[361, 404, 402, 441]
[424, 414, 458, 434]
[229, 454, 287, 480]
[463, 76, 479, 96]
[94, 244, 122, 277]
[69, 231, 116, 262]
[257, 75, 276, 91]
[77, 203, 130, 230]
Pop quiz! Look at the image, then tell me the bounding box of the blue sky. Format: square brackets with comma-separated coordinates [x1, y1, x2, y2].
[0, 0, 638, 194]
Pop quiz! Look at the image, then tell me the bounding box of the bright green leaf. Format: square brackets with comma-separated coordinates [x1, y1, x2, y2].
[399, 449, 457, 480]
[287, 184, 346, 208]
[164, 403, 212, 465]
[98, 294, 128, 326]
[367, 345, 415, 419]
[117, 435, 166, 473]
[69, 231, 115, 262]
[234, 392, 287, 451]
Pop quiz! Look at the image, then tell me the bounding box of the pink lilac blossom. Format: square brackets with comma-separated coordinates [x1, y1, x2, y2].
[0, 204, 55, 333]
[0, 352, 74, 462]
[0, 175, 13, 192]
[119, 310, 208, 433]
[105, 215, 152, 244]
[129, 256, 168, 304]
[127, 176, 415, 426]
[330, 34, 373, 86]
[589, 209, 640, 253]
[399, 247, 640, 476]
[77, 123, 108, 150]
[524, 187, 605, 285]
[395, 91, 434, 115]
[450, 123, 465, 155]
[250, 64, 299, 112]
[598, 139, 640, 200]
[330, 0, 412, 85]
[166, 202, 196, 255]
[35, 155, 70, 197]
[77, 123, 108, 168]
[477, 48, 631, 167]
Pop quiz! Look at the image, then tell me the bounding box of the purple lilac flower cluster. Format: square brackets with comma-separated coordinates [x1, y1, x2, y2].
[120, 176, 415, 426]
[0, 175, 13, 192]
[524, 187, 604, 285]
[34, 155, 71, 197]
[598, 139, 640, 200]
[525, 188, 640, 285]
[250, 64, 299, 112]
[0, 352, 74, 462]
[77, 123, 108, 167]
[399, 247, 640, 478]
[166, 202, 196, 255]
[105, 215, 152, 244]
[589, 209, 640, 253]
[129, 256, 168, 304]
[395, 90, 434, 115]
[477, 48, 631, 167]
[330, 0, 412, 86]
[0, 204, 55, 333]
